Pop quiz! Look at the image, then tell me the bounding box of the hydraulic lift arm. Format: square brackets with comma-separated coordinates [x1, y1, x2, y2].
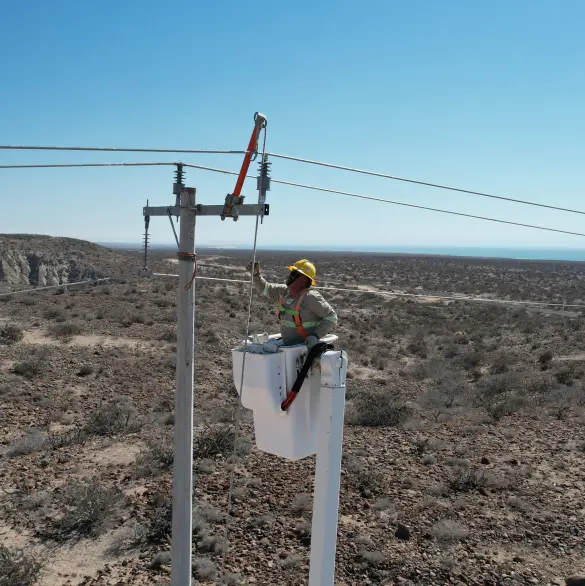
[221, 112, 267, 221]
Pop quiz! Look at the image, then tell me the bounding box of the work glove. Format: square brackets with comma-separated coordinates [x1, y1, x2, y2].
[246, 261, 261, 277]
[306, 335, 319, 350]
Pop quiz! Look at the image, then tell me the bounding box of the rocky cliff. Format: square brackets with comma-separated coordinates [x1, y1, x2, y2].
[0, 249, 104, 287]
[0, 234, 136, 292]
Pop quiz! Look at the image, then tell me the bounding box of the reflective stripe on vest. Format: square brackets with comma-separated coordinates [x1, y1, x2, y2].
[276, 289, 310, 340]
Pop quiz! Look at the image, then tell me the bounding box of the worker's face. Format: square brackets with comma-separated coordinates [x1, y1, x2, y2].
[286, 270, 302, 286]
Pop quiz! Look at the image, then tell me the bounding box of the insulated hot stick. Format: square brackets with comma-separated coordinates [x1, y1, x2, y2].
[221, 112, 267, 221]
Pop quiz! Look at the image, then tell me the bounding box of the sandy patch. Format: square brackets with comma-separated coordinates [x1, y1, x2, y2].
[22, 330, 143, 349]
[0, 519, 31, 548]
[38, 526, 130, 586]
[0, 359, 15, 371]
[556, 353, 585, 361]
[79, 441, 142, 468]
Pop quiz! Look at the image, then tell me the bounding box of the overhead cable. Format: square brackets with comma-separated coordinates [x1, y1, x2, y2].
[0, 278, 112, 297]
[151, 273, 585, 309]
[3, 161, 584, 237]
[0, 162, 244, 174]
[271, 179, 585, 238]
[267, 152, 585, 216]
[0, 145, 247, 155]
[3, 146, 584, 216]
[183, 163, 242, 176]
[0, 162, 178, 169]
[2, 273, 581, 309]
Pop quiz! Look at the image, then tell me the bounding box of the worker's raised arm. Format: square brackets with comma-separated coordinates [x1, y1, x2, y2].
[247, 261, 287, 302]
[305, 290, 338, 339]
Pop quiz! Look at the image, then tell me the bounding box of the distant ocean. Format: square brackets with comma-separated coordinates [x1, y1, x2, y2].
[98, 242, 585, 262]
[278, 245, 585, 262]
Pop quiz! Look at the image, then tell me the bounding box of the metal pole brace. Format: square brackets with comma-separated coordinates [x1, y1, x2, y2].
[144, 202, 269, 218]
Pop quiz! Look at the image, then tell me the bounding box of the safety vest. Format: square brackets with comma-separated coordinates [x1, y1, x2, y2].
[276, 289, 310, 341]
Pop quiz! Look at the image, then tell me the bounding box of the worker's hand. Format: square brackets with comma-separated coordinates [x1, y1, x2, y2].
[306, 335, 319, 350]
[246, 261, 261, 276]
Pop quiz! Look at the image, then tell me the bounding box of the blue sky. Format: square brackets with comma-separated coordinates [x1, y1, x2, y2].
[1, 0, 584, 250]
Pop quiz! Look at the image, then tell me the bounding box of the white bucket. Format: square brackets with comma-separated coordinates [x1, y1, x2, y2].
[231, 334, 337, 460]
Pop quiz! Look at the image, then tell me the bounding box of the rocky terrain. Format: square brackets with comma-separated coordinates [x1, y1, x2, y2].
[1, 236, 585, 586]
[0, 235, 134, 292]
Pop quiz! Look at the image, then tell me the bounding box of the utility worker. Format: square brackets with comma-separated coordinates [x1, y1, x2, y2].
[246, 259, 338, 347]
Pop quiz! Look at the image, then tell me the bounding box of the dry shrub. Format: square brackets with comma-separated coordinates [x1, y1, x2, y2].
[46, 428, 88, 450]
[148, 550, 171, 569]
[372, 497, 394, 511]
[458, 349, 483, 370]
[281, 554, 304, 570]
[430, 520, 469, 547]
[194, 425, 246, 459]
[193, 558, 217, 581]
[143, 491, 224, 550]
[220, 573, 242, 586]
[118, 311, 146, 327]
[44, 307, 65, 320]
[196, 533, 226, 555]
[83, 400, 142, 437]
[489, 352, 510, 374]
[423, 378, 469, 415]
[0, 545, 43, 586]
[360, 550, 385, 566]
[554, 366, 574, 385]
[477, 372, 528, 420]
[0, 324, 23, 345]
[77, 365, 93, 377]
[485, 394, 528, 421]
[443, 344, 459, 359]
[406, 334, 427, 357]
[48, 480, 123, 540]
[144, 491, 172, 545]
[293, 520, 312, 544]
[422, 453, 437, 465]
[13, 349, 49, 379]
[6, 430, 46, 458]
[249, 515, 275, 529]
[481, 372, 524, 396]
[291, 494, 312, 517]
[135, 435, 174, 477]
[347, 390, 411, 428]
[48, 321, 83, 341]
[449, 466, 502, 493]
[359, 469, 385, 498]
[507, 496, 530, 512]
[158, 328, 177, 343]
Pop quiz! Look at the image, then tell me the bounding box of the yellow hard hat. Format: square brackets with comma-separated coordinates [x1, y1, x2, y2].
[287, 259, 317, 285]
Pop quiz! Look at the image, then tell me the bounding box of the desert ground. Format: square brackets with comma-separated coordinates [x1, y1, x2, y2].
[1, 235, 585, 586]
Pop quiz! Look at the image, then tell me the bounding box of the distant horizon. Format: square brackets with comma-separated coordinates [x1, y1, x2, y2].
[94, 240, 585, 262]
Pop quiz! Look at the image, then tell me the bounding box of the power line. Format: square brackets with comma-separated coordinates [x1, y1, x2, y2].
[0, 162, 245, 174]
[267, 152, 585, 216]
[0, 278, 112, 297]
[154, 273, 249, 283]
[0, 162, 178, 169]
[0, 145, 247, 155]
[4, 146, 584, 216]
[0, 161, 242, 174]
[151, 273, 585, 309]
[271, 179, 585, 238]
[3, 160, 584, 238]
[182, 163, 242, 176]
[1, 274, 580, 320]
